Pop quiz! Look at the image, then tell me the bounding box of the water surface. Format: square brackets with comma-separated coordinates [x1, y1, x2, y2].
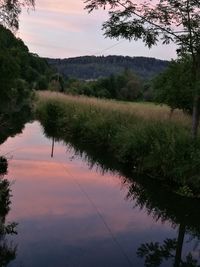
[1, 121, 200, 267]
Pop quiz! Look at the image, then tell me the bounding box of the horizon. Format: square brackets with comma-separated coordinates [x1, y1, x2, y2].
[17, 0, 177, 61]
[43, 54, 169, 61]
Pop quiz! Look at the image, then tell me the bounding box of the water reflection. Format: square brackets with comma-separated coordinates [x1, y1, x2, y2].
[137, 226, 200, 267]
[127, 181, 200, 267]
[0, 95, 32, 146]
[0, 95, 32, 266]
[0, 110, 199, 266]
[0, 95, 29, 265]
[0, 157, 17, 266]
[39, 117, 200, 266]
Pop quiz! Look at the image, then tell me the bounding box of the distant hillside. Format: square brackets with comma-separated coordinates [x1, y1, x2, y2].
[47, 55, 169, 80]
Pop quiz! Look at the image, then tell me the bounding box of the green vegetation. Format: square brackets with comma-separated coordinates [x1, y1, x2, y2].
[85, 0, 200, 138]
[153, 56, 193, 114]
[64, 69, 143, 101]
[0, 25, 51, 91]
[36, 92, 200, 198]
[0, 25, 52, 138]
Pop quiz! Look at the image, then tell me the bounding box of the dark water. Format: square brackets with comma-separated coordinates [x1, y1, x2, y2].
[1, 121, 200, 267]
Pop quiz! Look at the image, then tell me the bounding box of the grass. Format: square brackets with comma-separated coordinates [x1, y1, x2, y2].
[37, 91, 191, 126]
[35, 91, 200, 198]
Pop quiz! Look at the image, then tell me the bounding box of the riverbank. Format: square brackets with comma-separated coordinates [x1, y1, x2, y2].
[35, 91, 200, 197]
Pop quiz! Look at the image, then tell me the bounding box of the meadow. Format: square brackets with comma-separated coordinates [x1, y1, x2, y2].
[36, 91, 200, 197]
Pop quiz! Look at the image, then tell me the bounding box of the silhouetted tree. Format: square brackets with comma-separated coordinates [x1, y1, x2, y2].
[0, 0, 34, 31]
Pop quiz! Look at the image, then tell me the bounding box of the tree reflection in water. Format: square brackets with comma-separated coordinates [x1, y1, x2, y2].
[0, 91, 33, 266]
[0, 157, 17, 266]
[137, 232, 200, 267]
[39, 115, 200, 267]
[126, 181, 200, 267]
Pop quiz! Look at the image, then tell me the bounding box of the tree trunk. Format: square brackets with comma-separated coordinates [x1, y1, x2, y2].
[174, 223, 186, 267]
[190, 49, 200, 139]
[191, 95, 200, 139]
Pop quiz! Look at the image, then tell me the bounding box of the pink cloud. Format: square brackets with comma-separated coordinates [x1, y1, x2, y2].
[35, 0, 85, 15]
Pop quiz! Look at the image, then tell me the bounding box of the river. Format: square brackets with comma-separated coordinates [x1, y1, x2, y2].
[0, 121, 200, 267]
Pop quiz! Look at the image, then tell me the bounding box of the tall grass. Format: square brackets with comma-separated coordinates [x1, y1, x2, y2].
[36, 91, 200, 197]
[37, 91, 191, 126]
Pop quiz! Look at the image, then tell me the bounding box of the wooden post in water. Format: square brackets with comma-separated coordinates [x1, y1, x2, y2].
[51, 137, 55, 158]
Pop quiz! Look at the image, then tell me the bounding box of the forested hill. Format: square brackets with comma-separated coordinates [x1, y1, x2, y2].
[47, 56, 169, 80]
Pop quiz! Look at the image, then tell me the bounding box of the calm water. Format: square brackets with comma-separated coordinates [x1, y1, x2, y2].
[1, 121, 200, 267]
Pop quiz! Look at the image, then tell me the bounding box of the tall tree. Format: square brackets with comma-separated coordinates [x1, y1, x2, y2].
[85, 0, 200, 138]
[153, 56, 193, 113]
[0, 0, 34, 31]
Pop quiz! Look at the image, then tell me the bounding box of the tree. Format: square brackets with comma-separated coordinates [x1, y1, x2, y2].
[153, 56, 193, 114]
[0, 0, 34, 31]
[116, 69, 142, 100]
[85, 0, 200, 138]
[50, 73, 64, 92]
[86, 70, 142, 100]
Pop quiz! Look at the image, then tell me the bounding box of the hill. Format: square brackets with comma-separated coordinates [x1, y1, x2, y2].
[47, 55, 169, 80]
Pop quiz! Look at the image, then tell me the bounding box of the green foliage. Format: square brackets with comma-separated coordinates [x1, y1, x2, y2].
[41, 102, 66, 139]
[66, 70, 143, 101]
[0, 51, 19, 98]
[0, 25, 51, 89]
[84, 0, 200, 138]
[111, 122, 200, 189]
[49, 73, 64, 92]
[35, 75, 48, 90]
[152, 56, 194, 113]
[176, 186, 194, 198]
[0, 26, 43, 145]
[36, 95, 200, 197]
[0, 25, 52, 133]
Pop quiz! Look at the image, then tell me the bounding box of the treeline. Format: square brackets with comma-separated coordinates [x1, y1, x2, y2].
[64, 70, 143, 101]
[47, 55, 168, 80]
[49, 55, 193, 113]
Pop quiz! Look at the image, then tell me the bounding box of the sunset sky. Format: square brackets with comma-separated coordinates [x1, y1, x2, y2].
[18, 0, 177, 60]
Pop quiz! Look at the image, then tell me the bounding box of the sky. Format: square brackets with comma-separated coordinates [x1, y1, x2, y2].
[17, 0, 177, 60]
